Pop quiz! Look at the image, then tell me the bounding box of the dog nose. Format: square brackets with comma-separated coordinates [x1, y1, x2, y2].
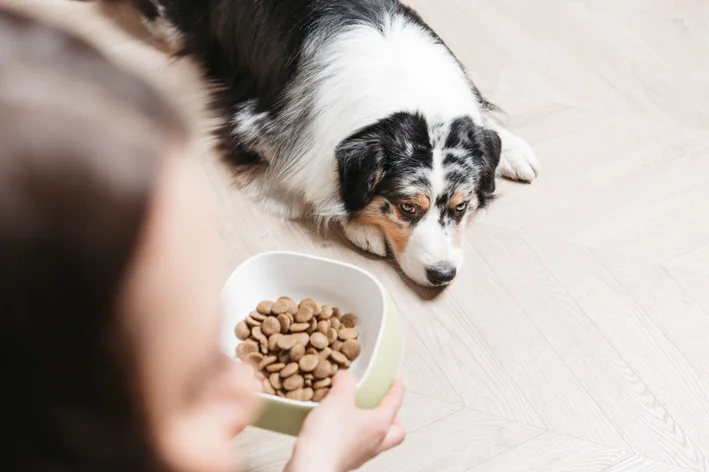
[426, 263, 457, 286]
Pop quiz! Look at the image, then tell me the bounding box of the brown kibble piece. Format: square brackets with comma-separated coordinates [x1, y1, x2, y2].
[294, 333, 310, 347]
[318, 347, 332, 360]
[235, 321, 251, 340]
[244, 352, 264, 368]
[236, 341, 258, 360]
[259, 355, 277, 370]
[330, 317, 341, 330]
[290, 343, 305, 362]
[278, 351, 290, 364]
[286, 388, 305, 401]
[290, 322, 309, 333]
[299, 354, 319, 373]
[278, 297, 298, 315]
[313, 378, 332, 389]
[283, 374, 304, 391]
[305, 378, 313, 387]
[317, 320, 329, 334]
[277, 335, 297, 350]
[330, 350, 350, 366]
[252, 326, 267, 343]
[280, 362, 299, 378]
[306, 347, 318, 356]
[272, 299, 290, 315]
[300, 298, 321, 314]
[313, 388, 330, 402]
[295, 305, 314, 323]
[333, 307, 343, 318]
[319, 306, 334, 320]
[268, 334, 281, 352]
[314, 360, 332, 379]
[330, 363, 339, 376]
[326, 328, 338, 344]
[307, 318, 317, 334]
[341, 313, 358, 328]
[257, 300, 273, 315]
[339, 327, 359, 341]
[302, 387, 314, 402]
[245, 316, 261, 327]
[310, 332, 329, 350]
[269, 373, 282, 390]
[341, 340, 361, 361]
[250, 311, 267, 322]
[277, 314, 291, 333]
[262, 379, 276, 395]
[266, 363, 286, 373]
[261, 317, 281, 337]
[331, 340, 343, 352]
[304, 373, 314, 380]
[276, 390, 286, 398]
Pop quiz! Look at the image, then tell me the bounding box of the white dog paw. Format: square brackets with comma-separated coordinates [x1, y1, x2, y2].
[343, 223, 387, 257]
[496, 131, 540, 183]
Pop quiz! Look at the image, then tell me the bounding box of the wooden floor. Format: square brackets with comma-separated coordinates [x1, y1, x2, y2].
[8, 1, 709, 471]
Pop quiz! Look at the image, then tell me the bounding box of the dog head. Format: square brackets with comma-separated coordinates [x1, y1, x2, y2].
[337, 112, 501, 287]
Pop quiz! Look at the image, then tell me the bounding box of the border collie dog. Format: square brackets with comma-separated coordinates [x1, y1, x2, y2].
[135, 0, 539, 286]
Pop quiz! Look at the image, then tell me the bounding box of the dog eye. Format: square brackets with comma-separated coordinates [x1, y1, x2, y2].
[399, 203, 416, 213]
[455, 202, 469, 213]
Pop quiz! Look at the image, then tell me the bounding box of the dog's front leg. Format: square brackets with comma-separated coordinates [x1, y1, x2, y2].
[493, 126, 540, 183]
[342, 222, 388, 257]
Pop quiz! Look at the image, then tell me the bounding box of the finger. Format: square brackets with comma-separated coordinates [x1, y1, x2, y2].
[322, 370, 358, 402]
[378, 418, 406, 453]
[374, 378, 405, 422]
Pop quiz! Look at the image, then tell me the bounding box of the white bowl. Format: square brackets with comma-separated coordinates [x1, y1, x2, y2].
[220, 251, 404, 436]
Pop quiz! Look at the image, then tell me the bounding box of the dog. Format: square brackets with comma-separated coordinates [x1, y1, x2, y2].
[132, 0, 539, 286]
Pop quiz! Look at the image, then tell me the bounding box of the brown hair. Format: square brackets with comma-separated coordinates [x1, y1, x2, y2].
[0, 7, 186, 471]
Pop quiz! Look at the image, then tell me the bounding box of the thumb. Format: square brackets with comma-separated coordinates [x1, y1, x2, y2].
[324, 370, 358, 402]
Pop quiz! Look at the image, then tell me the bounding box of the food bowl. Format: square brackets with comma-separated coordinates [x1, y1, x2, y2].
[220, 251, 404, 436]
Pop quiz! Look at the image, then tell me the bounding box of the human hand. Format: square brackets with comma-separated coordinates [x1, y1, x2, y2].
[285, 371, 405, 472]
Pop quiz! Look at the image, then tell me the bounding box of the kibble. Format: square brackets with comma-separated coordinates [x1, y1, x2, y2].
[261, 317, 281, 337]
[235, 321, 251, 340]
[341, 313, 358, 328]
[281, 362, 299, 378]
[310, 332, 329, 350]
[313, 388, 329, 402]
[299, 354, 319, 373]
[295, 306, 315, 323]
[290, 343, 305, 362]
[341, 339, 361, 361]
[257, 301, 273, 315]
[234, 298, 362, 403]
[283, 374, 304, 391]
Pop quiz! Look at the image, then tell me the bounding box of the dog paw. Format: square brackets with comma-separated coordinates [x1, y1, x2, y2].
[497, 132, 540, 183]
[343, 223, 387, 257]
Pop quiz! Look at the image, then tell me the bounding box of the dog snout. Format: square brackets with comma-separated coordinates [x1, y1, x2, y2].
[425, 262, 457, 286]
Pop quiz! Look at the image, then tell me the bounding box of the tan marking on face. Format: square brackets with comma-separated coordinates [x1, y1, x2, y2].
[410, 194, 431, 212]
[353, 197, 412, 255]
[449, 193, 467, 212]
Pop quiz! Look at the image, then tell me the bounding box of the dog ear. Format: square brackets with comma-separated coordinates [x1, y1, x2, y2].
[335, 129, 386, 213]
[475, 127, 502, 198]
[447, 117, 502, 202]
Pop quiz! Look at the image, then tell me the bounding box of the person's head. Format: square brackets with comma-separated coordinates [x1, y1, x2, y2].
[0, 8, 257, 472]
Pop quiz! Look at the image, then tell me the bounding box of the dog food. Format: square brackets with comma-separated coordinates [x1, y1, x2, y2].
[235, 297, 361, 402]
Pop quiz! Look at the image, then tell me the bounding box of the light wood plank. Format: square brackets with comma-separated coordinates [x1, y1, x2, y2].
[467, 431, 629, 472]
[469, 227, 707, 469]
[524, 233, 709, 468]
[361, 409, 545, 472]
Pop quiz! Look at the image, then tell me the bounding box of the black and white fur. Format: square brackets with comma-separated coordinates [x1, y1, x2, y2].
[134, 0, 539, 286]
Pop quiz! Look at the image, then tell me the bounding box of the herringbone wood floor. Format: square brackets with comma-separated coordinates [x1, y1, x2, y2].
[8, 0, 709, 470]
